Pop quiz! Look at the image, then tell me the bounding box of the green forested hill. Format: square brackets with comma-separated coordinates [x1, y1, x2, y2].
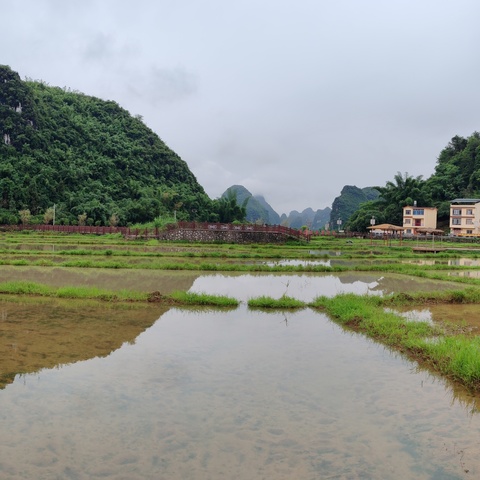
[223, 185, 281, 225]
[330, 186, 379, 229]
[0, 65, 220, 225]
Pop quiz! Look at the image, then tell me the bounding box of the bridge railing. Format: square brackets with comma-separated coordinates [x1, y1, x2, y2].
[2, 222, 308, 240]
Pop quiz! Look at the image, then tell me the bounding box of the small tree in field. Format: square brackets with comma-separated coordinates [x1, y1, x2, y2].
[19, 209, 31, 225]
[78, 212, 87, 226]
[44, 207, 55, 224]
[109, 213, 119, 227]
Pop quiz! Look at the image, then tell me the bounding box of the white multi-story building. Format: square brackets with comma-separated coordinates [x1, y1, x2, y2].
[449, 198, 480, 236]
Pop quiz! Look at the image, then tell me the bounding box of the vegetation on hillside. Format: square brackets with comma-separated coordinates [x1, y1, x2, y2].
[330, 186, 380, 230]
[223, 185, 280, 225]
[0, 65, 245, 226]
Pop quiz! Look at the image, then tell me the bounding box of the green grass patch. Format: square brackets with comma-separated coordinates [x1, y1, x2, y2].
[0, 281, 147, 302]
[379, 288, 480, 306]
[170, 291, 239, 307]
[0, 281, 52, 296]
[248, 295, 306, 309]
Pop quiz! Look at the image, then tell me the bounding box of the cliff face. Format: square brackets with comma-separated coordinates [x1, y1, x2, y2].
[0, 65, 37, 148]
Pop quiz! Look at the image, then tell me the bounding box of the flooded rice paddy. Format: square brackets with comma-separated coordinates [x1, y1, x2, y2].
[1, 302, 480, 479]
[1, 266, 479, 479]
[0, 265, 462, 299]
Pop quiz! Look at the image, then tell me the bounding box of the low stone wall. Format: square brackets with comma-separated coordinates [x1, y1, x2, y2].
[157, 228, 292, 243]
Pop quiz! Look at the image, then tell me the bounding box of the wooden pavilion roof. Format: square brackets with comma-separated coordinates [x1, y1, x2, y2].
[367, 223, 404, 231]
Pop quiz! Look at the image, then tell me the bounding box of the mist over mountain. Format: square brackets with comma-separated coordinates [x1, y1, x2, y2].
[222, 185, 281, 225]
[224, 185, 331, 229]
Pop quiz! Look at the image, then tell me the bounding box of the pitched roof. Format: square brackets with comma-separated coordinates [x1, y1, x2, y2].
[367, 223, 404, 231]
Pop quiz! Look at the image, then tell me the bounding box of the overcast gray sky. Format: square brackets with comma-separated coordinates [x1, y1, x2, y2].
[2, 0, 480, 215]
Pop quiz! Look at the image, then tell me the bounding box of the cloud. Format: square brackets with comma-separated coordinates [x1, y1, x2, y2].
[125, 66, 198, 105]
[82, 33, 120, 62]
[2, 0, 480, 215]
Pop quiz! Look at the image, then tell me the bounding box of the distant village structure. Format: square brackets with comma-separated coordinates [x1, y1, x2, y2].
[396, 199, 480, 237]
[402, 205, 438, 235]
[449, 199, 480, 236]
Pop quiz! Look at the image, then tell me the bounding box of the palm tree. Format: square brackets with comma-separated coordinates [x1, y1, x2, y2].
[376, 172, 430, 224]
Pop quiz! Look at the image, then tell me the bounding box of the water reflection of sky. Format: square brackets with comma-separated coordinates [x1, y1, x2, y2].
[189, 272, 460, 302]
[190, 273, 379, 301]
[1, 306, 479, 479]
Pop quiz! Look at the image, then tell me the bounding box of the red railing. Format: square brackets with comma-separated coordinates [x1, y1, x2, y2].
[13, 224, 130, 235]
[2, 222, 308, 240]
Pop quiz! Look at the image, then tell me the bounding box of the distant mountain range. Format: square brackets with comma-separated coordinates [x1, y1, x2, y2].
[224, 184, 379, 230]
[222, 185, 331, 230]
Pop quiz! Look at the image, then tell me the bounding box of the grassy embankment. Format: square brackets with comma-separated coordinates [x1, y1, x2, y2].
[0, 281, 239, 307]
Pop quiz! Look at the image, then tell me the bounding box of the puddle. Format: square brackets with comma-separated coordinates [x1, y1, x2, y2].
[394, 304, 480, 335]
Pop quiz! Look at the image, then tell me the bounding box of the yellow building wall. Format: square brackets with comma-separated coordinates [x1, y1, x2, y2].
[402, 206, 437, 234]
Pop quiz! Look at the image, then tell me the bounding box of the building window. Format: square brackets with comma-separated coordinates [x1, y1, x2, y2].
[452, 218, 462, 225]
[466, 218, 474, 225]
[452, 208, 461, 215]
[405, 210, 411, 215]
[467, 230, 473, 234]
[466, 209, 473, 215]
[404, 219, 411, 224]
[413, 209, 424, 215]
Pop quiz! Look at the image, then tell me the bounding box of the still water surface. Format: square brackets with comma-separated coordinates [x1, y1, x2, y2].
[1, 302, 479, 479]
[0, 265, 462, 299]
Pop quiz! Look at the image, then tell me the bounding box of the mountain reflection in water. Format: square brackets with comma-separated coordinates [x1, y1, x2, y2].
[0, 298, 165, 389]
